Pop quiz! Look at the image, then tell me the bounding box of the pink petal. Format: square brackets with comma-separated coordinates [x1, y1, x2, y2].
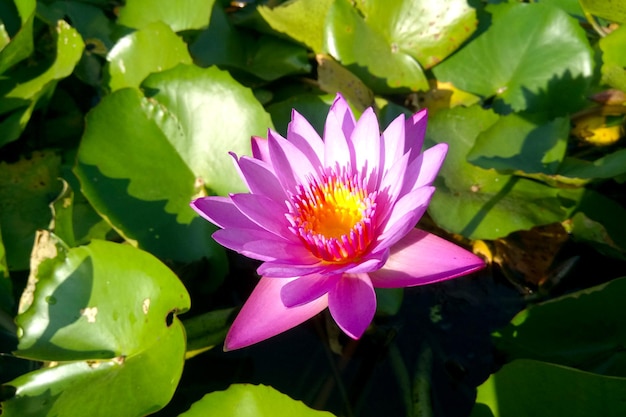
[404, 109, 428, 159]
[281, 274, 341, 307]
[213, 228, 317, 263]
[324, 96, 356, 170]
[229, 193, 295, 241]
[268, 129, 319, 192]
[369, 228, 485, 288]
[328, 273, 376, 339]
[251, 135, 271, 164]
[287, 109, 325, 169]
[400, 143, 448, 197]
[376, 152, 410, 222]
[351, 107, 383, 189]
[257, 261, 331, 278]
[235, 155, 287, 204]
[224, 276, 329, 351]
[379, 186, 434, 242]
[381, 113, 406, 175]
[190, 196, 257, 230]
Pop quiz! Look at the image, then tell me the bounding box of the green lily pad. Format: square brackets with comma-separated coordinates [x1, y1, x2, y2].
[355, 0, 477, 69]
[470, 359, 626, 417]
[599, 24, 626, 91]
[257, 0, 334, 52]
[16, 236, 190, 360]
[324, 0, 428, 93]
[433, 2, 593, 114]
[0, 0, 36, 75]
[5, 309, 186, 417]
[425, 106, 571, 240]
[116, 0, 216, 31]
[468, 114, 569, 175]
[580, 0, 626, 23]
[106, 21, 192, 91]
[493, 276, 626, 376]
[557, 148, 626, 180]
[0, 151, 62, 271]
[179, 384, 336, 417]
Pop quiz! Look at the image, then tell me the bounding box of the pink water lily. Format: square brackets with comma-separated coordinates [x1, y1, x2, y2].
[191, 93, 484, 350]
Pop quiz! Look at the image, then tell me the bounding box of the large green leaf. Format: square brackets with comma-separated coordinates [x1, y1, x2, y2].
[599, 24, 626, 91]
[468, 114, 569, 175]
[75, 64, 271, 264]
[470, 359, 626, 417]
[324, 0, 428, 93]
[16, 236, 190, 360]
[0, 151, 62, 271]
[493, 277, 626, 376]
[433, 2, 593, 114]
[257, 0, 334, 52]
[0, 0, 36, 75]
[355, 0, 477, 69]
[106, 21, 192, 91]
[557, 148, 626, 180]
[116, 0, 216, 31]
[425, 106, 570, 240]
[179, 384, 336, 417]
[0, 19, 84, 147]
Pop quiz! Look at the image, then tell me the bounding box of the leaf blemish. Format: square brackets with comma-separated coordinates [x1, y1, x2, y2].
[142, 298, 151, 315]
[81, 307, 98, 323]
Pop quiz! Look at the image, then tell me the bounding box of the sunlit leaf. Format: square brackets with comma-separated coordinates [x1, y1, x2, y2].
[179, 384, 336, 417]
[106, 21, 192, 91]
[355, 0, 477, 69]
[468, 114, 569, 175]
[117, 0, 216, 31]
[434, 2, 593, 114]
[470, 359, 626, 417]
[257, 0, 333, 52]
[580, 0, 626, 23]
[425, 106, 570, 240]
[324, 0, 428, 93]
[599, 24, 626, 92]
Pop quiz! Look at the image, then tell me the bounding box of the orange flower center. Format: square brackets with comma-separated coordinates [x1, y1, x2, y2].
[288, 170, 376, 262]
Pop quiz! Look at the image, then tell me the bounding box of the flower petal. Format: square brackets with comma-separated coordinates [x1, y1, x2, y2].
[251, 135, 271, 164]
[213, 228, 318, 263]
[381, 113, 406, 175]
[324, 95, 356, 170]
[378, 186, 434, 245]
[352, 107, 383, 189]
[328, 273, 376, 339]
[235, 155, 287, 204]
[404, 108, 428, 159]
[268, 129, 320, 192]
[287, 109, 325, 169]
[400, 143, 448, 197]
[190, 196, 257, 230]
[369, 228, 485, 288]
[281, 274, 341, 307]
[230, 193, 295, 241]
[224, 276, 329, 350]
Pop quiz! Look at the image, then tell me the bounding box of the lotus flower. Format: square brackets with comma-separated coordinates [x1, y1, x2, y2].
[191, 93, 484, 350]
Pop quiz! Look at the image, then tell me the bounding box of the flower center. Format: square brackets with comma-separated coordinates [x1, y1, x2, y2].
[287, 170, 376, 262]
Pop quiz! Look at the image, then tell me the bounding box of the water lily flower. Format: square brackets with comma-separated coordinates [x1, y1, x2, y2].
[191, 93, 485, 350]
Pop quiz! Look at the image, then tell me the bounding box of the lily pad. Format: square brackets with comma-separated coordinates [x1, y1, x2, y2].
[599, 24, 626, 92]
[324, 0, 428, 93]
[179, 384, 336, 417]
[468, 114, 569, 175]
[425, 106, 571, 240]
[471, 359, 626, 417]
[106, 21, 192, 91]
[580, 0, 626, 23]
[433, 2, 593, 114]
[116, 0, 216, 31]
[354, 0, 477, 69]
[0, 0, 36, 75]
